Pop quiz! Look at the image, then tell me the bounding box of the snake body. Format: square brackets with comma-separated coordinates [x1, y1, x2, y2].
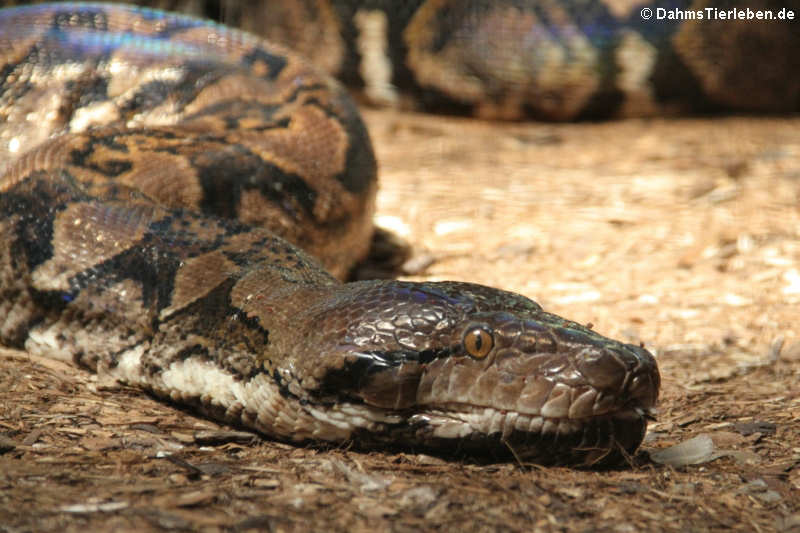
[0, 3, 662, 465]
[81, 0, 800, 120]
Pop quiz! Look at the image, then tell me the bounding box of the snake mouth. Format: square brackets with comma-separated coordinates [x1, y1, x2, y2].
[404, 403, 654, 466]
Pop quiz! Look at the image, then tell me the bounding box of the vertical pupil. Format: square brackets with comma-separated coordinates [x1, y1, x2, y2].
[472, 330, 483, 351]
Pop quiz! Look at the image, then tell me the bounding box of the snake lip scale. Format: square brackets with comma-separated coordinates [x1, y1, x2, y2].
[0, 2, 660, 466]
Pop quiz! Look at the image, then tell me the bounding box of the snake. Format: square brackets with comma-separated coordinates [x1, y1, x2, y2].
[0, 2, 683, 467]
[54, 0, 799, 120]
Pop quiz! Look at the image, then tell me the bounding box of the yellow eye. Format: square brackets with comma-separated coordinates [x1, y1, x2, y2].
[463, 327, 494, 359]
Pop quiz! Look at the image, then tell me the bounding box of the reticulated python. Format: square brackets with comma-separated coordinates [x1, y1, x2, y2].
[15, 0, 800, 465]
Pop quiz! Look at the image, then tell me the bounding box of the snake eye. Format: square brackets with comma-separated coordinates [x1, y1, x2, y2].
[463, 326, 494, 359]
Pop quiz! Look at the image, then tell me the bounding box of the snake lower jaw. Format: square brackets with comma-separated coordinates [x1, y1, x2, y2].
[401, 405, 652, 466]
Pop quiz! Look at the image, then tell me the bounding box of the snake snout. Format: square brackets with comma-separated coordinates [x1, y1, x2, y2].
[624, 345, 660, 414]
[574, 343, 660, 414]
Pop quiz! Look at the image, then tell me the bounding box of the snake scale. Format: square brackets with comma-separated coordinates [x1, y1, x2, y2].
[12, 0, 797, 466]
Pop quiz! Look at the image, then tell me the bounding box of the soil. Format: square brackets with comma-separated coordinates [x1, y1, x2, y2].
[1, 110, 798, 532]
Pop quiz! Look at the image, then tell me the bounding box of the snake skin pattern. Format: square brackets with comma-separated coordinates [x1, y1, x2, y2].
[35, 0, 797, 120]
[0, 3, 663, 465]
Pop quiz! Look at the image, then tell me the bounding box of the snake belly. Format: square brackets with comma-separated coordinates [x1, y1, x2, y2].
[0, 3, 660, 465]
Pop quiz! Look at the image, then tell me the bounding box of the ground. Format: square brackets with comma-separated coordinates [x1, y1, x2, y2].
[1, 111, 799, 532]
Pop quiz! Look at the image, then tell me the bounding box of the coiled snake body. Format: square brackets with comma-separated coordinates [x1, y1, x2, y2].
[0, 3, 663, 465]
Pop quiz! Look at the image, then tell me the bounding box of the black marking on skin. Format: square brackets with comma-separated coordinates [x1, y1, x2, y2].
[68, 134, 132, 177]
[221, 243, 284, 269]
[2, 174, 88, 326]
[240, 47, 288, 81]
[75, 239, 182, 316]
[127, 128, 182, 143]
[90, 158, 133, 177]
[182, 99, 284, 131]
[146, 211, 251, 251]
[3, 197, 57, 272]
[314, 347, 452, 402]
[283, 81, 329, 105]
[253, 117, 291, 132]
[175, 343, 211, 361]
[120, 66, 228, 119]
[1, 173, 73, 271]
[234, 311, 271, 355]
[191, 144, 318, 222]
[384, 1, 428, 84]
[335, 101, 377, 194]
[384, 348, 451, 366]
[159, 279, 270, 379]
[120, 80, 181, 115]
[219, 235, 278, 267]
[28, 287, 74, 317]
[314, 357, 386, 403]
